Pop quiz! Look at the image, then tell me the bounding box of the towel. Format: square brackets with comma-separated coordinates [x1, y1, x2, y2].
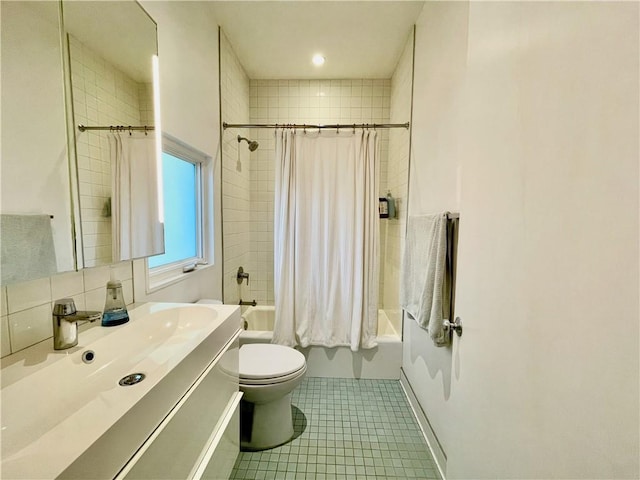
[401, 213, 449, 346]
[110, 132, 164, 261]
[1, 214, 57, 284]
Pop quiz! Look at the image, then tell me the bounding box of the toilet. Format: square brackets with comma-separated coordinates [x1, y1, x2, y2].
[239, 343, 307, 450]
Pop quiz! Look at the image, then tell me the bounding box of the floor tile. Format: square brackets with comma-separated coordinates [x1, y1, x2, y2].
[230, 378, 441, 480]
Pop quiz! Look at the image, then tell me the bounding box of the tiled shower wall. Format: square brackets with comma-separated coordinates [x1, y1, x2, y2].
[219, 33, 412, 310]
[0, 262, 134, 358]
[247, 79, 392, 305]
[220, 33, 252, 305]
[69, 36, 151, 268]
[382, 31, 414, 335]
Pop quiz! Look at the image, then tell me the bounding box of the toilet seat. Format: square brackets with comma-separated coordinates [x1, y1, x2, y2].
[240, 364, 307, 385]
[239, 344, 306, 384]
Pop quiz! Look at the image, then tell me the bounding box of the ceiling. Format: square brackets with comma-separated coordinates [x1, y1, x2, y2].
[64, 1, 156, 82]
[209, 1, 425, 79]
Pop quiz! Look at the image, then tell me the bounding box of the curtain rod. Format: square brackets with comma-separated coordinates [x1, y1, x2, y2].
[223, 122, 409, 130]
[78, 124, 155, 132]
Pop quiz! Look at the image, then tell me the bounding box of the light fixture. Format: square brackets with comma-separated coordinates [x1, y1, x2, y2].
[312, 54, 325, 66]
[152, 55, 164, 223]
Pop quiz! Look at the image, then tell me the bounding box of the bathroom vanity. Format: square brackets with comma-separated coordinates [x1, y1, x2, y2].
[0, 303, 242, 480]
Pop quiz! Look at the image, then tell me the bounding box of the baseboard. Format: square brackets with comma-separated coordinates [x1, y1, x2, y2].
[399, 369, 447, 479]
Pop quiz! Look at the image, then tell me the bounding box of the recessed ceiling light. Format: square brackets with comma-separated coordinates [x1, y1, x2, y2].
[312, 54, 325, 66]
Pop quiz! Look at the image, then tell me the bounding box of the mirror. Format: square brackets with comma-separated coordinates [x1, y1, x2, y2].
[62, 0, 163, 268]
[0, 1, 75, 285]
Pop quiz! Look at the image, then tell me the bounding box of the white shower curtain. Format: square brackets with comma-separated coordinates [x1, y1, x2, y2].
[109, 132, 164, 261]
[273, 129, 379, 352]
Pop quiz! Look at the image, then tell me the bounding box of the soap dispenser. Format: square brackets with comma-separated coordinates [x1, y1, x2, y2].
[102, 279, 129, 327]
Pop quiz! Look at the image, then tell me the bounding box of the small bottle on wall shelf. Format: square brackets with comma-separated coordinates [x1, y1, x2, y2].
[386, 191, 396, 219]
[379, 197, 389, 218]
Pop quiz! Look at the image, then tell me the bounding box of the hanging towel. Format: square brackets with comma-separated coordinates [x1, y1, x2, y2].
[401, 213, 449, 346]
[0, 214, 57, 284]
[110, 132, 164, 261]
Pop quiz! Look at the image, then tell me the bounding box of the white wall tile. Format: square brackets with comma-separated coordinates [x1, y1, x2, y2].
[6, 277, 52, 314]
[51, 271, 85, 300]
[69, 37, 145, 268]
[2, 264, 123, 354]
[9, 303, 52, 352]
[1, 315, 11, 358]
[110, 261, 133, 281]
[83, 265, 111, 291]
[242, 78, 393, 304]
[84, 287, 106, 312]
[220, 32, 251, 306]
[69, 293, 86, 311]
[122, 279, 134, 306]
[1, 286, 7, 317]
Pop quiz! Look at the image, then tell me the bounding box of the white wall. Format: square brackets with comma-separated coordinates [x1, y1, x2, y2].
[134, 2, 222, 304]
[403, 2, 639, 479]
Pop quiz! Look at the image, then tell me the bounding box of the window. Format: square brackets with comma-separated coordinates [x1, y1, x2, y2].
[147, 135, 206, 288]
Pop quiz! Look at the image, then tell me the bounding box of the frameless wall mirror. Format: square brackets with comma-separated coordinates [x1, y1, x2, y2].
[62, 0, 164, 267]
[0, 1, 76, 285]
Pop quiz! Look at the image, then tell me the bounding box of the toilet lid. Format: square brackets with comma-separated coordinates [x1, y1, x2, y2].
[239, 344, 306, 380]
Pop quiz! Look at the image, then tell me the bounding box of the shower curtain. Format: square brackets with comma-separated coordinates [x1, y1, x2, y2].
[109, 132, 164, 261]
[273, 129, 379, 352]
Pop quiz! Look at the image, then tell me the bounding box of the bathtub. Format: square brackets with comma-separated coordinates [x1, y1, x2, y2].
[240, 306, 402, 379]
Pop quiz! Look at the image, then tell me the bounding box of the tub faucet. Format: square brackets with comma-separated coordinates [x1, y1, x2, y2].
[52, 298, 101, 350]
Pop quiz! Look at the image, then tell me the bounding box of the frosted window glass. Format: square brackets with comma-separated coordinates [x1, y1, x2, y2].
[148, 152, 197, 268]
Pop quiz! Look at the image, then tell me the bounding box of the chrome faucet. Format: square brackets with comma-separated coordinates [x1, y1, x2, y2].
[52, 298, 101, 350]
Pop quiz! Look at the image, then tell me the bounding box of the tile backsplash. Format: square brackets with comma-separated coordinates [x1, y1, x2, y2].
[0, 262, 134, 358]
[220, 32, 251, 306]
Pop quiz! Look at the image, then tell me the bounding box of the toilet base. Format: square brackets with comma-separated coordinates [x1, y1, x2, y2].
[240, 393, 294, 451]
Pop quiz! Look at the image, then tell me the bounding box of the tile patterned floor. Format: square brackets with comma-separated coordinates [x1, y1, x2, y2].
[230, 377, 441, 480]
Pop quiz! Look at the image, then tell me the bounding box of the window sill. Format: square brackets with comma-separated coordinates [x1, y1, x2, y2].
[146, 261, 213, 295]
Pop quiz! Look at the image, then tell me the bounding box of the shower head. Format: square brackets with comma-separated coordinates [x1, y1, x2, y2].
[237, 135, 259, 152]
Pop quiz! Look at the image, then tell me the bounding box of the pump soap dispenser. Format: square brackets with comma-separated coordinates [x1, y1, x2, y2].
[102, 279, 129, 326]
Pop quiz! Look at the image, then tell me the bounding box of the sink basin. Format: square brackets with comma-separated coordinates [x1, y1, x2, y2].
[0, 302, 241, 479]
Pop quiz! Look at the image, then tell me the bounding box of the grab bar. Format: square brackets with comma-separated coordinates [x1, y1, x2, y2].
[239, 299, 257, 307]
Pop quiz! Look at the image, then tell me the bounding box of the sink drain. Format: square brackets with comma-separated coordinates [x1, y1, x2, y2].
[119, 373, 146, 386]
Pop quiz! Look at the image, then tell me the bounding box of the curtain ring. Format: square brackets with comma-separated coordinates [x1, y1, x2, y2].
[303, 124, 306, 134]
[353, 124, 356, 134]
[144, 126, 148, 136]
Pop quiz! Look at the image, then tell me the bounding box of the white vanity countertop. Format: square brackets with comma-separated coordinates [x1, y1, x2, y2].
[0, 302, 241, 479]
